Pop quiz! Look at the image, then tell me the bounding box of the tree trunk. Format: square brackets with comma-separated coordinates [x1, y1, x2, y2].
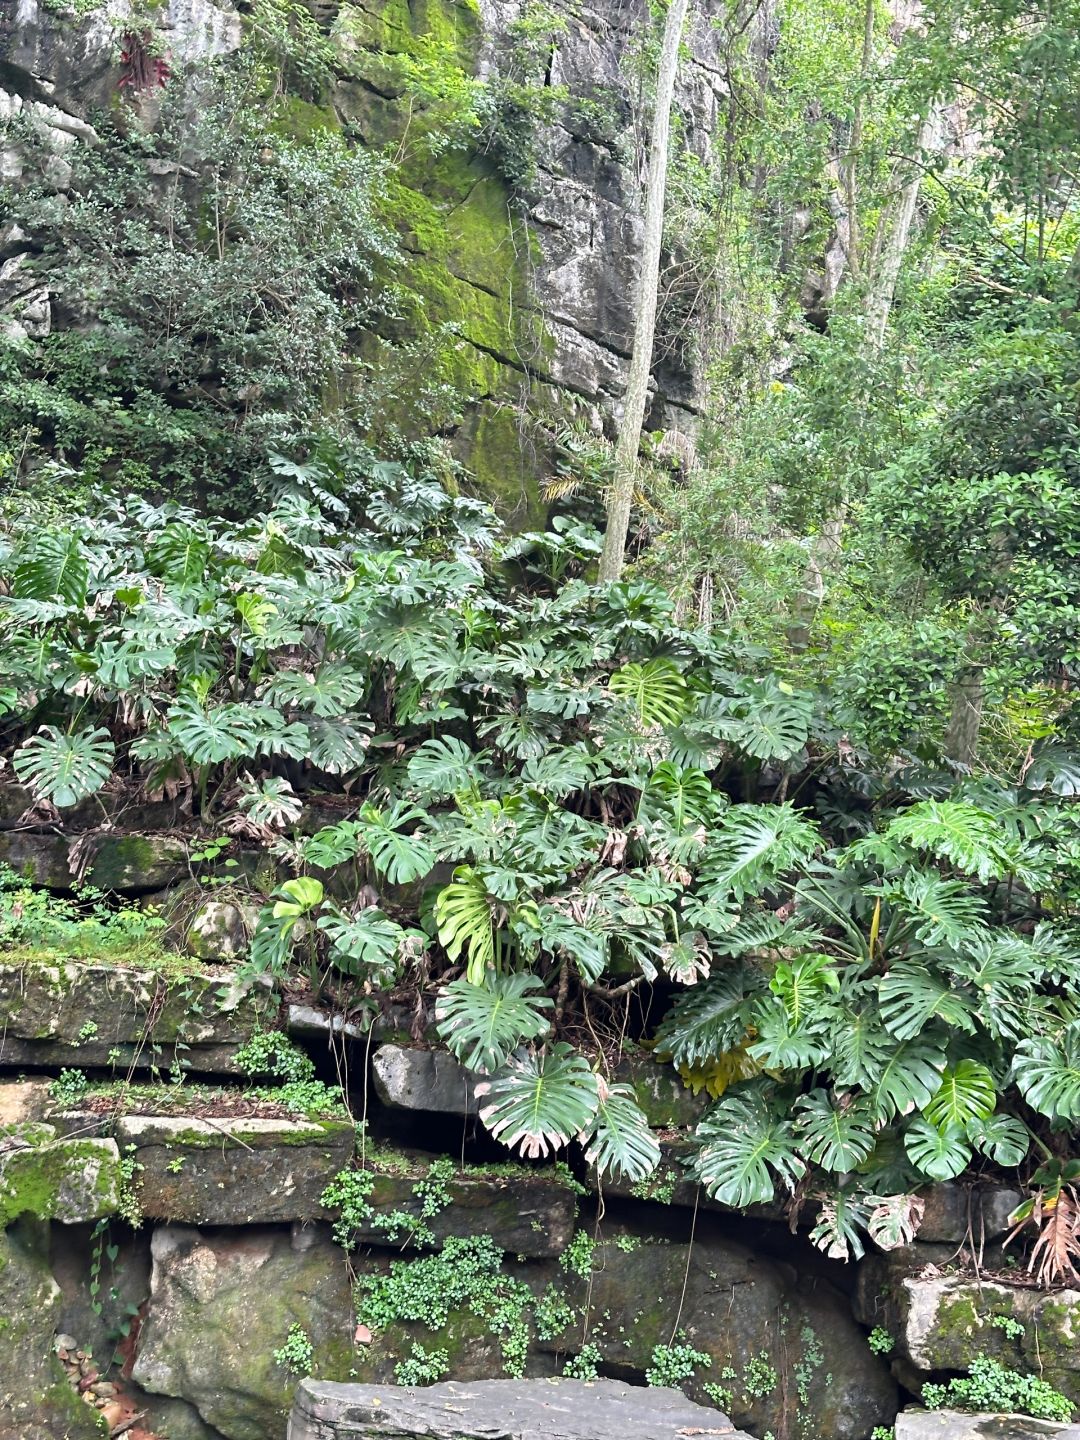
[864, 114, 935, 348]
[943, 665, 985, 770]
[599, 0, 691, 585]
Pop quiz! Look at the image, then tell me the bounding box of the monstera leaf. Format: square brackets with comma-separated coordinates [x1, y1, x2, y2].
[435, 866, 497, 982]
[795, 1091, 877, 1173]
[922, 1060, 996, 1131]
[1015, 1022, 1080, 1121]
[408, 736, 482, 797]
[435, 972, 553, 1073]
[476, 1042, 599, 1159]
[609, 658, 688, 728]
[689, 1090, 804, 1207]
[904, 1117, 971, 1180]
[355, 802, 434, 885]
[579, 1077, 661, 1183]
[14, 726, 114, 807]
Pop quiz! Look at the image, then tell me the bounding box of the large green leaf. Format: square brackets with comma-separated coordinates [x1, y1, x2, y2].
[13, 726, 114, 808]
[435, 866, 497, 983]
[653, 967, 757, 1069]
[714, 676, 813, 762]
[923, 1060, 995, 1131]
[476, 1042, 598, 1159]
[887, 801, 1011, 883]
[967, 1112, 1030, 1167]
[866, 1034, 948, 1122]
[408, 736, 482, 797]
[356, 802, 435, 885]
[1015, 1022, 1080, 1120]
[904, 1117, 971, 1180]
[1023, 743, 1080, 797]
[795, 1091, 877, 1173]
[609, 658, 688, 728]
[879, 964, 976, 1042]
[13, 531, 87, 606]
[435, 973, 553, 1073]
[579, 1078, 661, 1183]
[699, 804, 822, 903]
[689, 1090, 805, 1207]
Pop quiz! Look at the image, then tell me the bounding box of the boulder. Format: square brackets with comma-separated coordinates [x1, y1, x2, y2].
[345, 1149, 577, 1257]
[613, 1053, 707, 1129]
[0, 958, 277, 1072]
[855, 1264, 1080, 1407]
[0, 829, 187, 892]
[916, 1184, 1025, 1244]
[289, 1377, 755, 1440]
[372, 1043, 478, 1115]
[133, 1223, 356, 1440]
[0, 1218, 102, 1440]
[895, 1412, 1080, 1440]
[0, 1122, 121, 1224]
[182, 896, 260, 962]
[541, 1235, 897, 1440]
[0, 1077, 53, 1125]
[118, 1114, 355, 1224]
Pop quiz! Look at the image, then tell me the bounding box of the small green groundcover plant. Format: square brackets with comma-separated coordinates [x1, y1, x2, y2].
[923, 1357, 1074, 1423]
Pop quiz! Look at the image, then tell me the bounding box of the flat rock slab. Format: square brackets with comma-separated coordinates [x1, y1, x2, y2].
[0, 960, 277, 1073]
[289, 1378, 754, 1440]
[349, 1154, 577, 1257]
[896, 1412, 1080, 1440]
[117, 1115, 355, 1224]
[0, 1122, 121, 1224]
[0, 829, 187, 892]
[372, 1044, 477, 1114]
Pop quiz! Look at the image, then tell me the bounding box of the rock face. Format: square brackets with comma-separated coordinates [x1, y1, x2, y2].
[857, 1266, 1080, 1408]
[0, 1122, 121, 1224]
[288, 1377, 755, 1440]
[133, 1223, 356, 1440]
[0, 1219, 102, 1440]
[354, 1153, 578, 1257]
[895, 1413, 1080, 1440]
[544, 1235, 898, 1440]
[0, 0, 736, 514]
[372, 1043, 478, 1114]
[0, 958, 277, 1072]
[118, 1115, 355, 1224]
[0, 829, 188, 892]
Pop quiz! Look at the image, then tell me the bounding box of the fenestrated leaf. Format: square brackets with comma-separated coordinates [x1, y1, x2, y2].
[867, 1034, 948, 1122]
[699, 804, 822, 903]
[13, 725, 114, 808]
[796, 1091, 878, 1173]
[866, 1192, 925, 1251]
[12, 531, 87, 605]
[879, 964, 976, 1042]
[149, 523, 210, 588]
[653, 966, 759, 1069]
[355, 802, 435, 885]
[579, 1077, 661, 1183]
[688, 1089, 805, 1207]
[904, 1117, 971, 1180]
[1023, 743, 1080, 797]
[435, 972, 553, 1073]
[967, 1112, 1030, 1167]
[886, 800, 1012, 883]
[476, 1042, 598, 1159]
[435, 866, 496, 983]
[408, 736, 483, 797]
[1014, 1022, 1080, 1121]
[609, 658, 688, 728]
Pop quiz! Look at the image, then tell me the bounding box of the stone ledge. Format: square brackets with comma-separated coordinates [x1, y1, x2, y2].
[115, 1114, 356, 1224]
[0, 959, 277, 1074]
[372, 1043, 478, 1114]
[289, 1378, 755, 1440]
[896, 1412, 1080, 1439]
[347, 1150, 577, 1257]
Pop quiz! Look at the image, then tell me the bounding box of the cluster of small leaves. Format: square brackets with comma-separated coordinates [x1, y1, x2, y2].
[645, 1339, 712, 1388]
[923, 1357, 1073, 1423]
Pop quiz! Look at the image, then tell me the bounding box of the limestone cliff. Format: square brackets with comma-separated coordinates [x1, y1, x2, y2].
[1, 0, 734, 520]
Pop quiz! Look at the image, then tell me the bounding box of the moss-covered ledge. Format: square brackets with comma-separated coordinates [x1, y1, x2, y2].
[0, 955, 278, 1073]
[0, 1122, 121, 1225]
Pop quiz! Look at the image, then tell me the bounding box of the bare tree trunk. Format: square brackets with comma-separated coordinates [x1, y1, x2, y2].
[864, 114, 935, 347]
[943, 665, 985, 769]
[841, 0, 876, 281]
[599, 0, 692, 585]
